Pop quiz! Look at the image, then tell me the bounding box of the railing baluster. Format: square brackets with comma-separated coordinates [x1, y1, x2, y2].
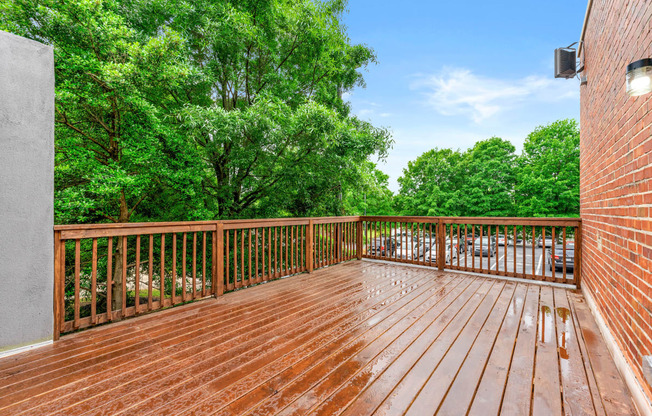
[74, 239, 80, 329]
[471, 225, 475, 270]
[202, 231, 207, 296]
[192, 232, 197, 298]
[160, 234, 165, 309]
[449, 224, 453, 267]
[274, 227, 278, 276]
[504, 225, 508, 274]
[182, 232, 187, 301]
[240, 229, 245, 285]
[172, 233, 177, 305]
[255, 228, 260, 283]
[551, 227, 556, 282]
[513, 226, 517, 277]
[107, 237, 112, 321]
[226, 231, 231, 290]
[233, 230, 238, 288]
[135, 235, 140, 314]
[531, 227, 536, 279]
[121, 235, 127, 317]
[541, 227, 546, 280]
[521, 226, 527, 278]
[91, 238, 97, 323]
[148, 236, 152, 311]
[292, 226, 296, 273]
[267, 227, 272, 280]
[479, 226, 484, 271]
[248, 229, 252, 284]
[563, 228, 567, 279]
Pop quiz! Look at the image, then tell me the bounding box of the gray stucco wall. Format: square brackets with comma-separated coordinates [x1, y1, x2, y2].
[0, 31, 54, 352]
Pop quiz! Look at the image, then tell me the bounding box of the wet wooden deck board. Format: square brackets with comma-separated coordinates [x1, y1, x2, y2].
[0, 261, 638, 415]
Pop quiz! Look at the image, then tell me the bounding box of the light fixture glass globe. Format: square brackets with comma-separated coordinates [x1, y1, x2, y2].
[626, 59, 652, 97]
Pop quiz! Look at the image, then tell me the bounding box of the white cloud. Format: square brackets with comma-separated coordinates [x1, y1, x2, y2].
[411, 67, 578, 123]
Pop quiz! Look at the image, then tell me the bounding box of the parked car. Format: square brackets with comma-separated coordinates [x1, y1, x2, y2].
[397, 243, 414, 260]
[413, 242, 434, 261]
[548, 243, 575, 272]
[421, 244, 456, 263]
[445, 237, 465, 253]
[496, 234, 508, 246]
[473, 236, 497, 257]
[536, 236, 559, 248]
[369, 237, 396, 257]
[465, 232, 480, 245]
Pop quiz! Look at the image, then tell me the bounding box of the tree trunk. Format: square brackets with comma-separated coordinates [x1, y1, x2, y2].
[112, 192, 130, 311]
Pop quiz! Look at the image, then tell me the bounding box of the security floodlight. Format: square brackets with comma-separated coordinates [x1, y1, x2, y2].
[554, 45, 577, 79]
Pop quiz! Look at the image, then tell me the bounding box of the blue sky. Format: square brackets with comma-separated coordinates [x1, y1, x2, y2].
[342, 0, 586, 191]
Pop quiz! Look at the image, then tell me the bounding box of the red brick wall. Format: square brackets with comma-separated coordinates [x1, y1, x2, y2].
[580, 0, 652, 402]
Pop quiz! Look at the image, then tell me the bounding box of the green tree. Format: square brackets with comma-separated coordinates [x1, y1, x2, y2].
[171, 0, 391, 218]
[515, 119, 580, 217]
[1, 0, 208, 308]
[395, 148, 465, 216]
[342, 162, 395, 215]
[459, 137, 517, 217]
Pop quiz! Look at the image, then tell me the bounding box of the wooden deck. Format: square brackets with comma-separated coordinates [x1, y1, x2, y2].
[0, 261, 638, 415]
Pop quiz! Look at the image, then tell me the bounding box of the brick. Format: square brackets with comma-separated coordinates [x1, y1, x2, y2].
[581, 0, 652, 400]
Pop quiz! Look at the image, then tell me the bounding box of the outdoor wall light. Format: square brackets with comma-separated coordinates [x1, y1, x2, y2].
[626, 58, 652, 96]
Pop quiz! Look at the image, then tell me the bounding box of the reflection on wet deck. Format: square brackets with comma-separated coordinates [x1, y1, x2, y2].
[0, 261, 638, 415]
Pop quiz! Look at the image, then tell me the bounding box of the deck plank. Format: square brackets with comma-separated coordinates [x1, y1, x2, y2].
[247, 279, 490, 416]
[568, 291, 638, 416]
[531, 285, 563, 416]
[371, 279, 497, 415]
[500, 284, 541, 416]
[402, 281, 514, 415]
[0, 261, 639, 416]
[136, 268, 457, 416]
[43, 265, 416, 415]
[180, 274, 463, 416]
[553, 287, 597, 415]
[435, 283, 523, 416]
[464, 283, 529, 416]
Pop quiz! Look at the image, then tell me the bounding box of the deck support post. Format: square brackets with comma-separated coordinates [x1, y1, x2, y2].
[307, 219, 314, 273]
[356, 220, 363, 260]
[437, 220, 445, 270]
[53, 231, 62, 340]
[215, 222, 224, 296]
[574, 223, 582, 289]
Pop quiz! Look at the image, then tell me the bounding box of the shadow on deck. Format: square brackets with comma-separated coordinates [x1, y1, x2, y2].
[0, 261, 638, 415]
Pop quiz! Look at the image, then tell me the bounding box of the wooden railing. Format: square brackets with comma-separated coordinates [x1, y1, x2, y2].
[53, 215, 580, 336]
[52, 217, 361, 337]
[360, 216, 581, 287]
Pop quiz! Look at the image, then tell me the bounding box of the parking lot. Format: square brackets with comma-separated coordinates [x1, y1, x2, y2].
[377, 238, 575, 282]
[447, 242, 575, 281]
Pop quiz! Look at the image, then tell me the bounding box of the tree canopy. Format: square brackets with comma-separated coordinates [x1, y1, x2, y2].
[1, 0, 392, 223]
[395, 120, 580, 218]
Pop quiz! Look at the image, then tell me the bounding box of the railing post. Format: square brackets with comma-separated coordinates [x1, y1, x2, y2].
[307, 219, 314, 273]
[215, 222, 224, 296]
[574, 223, 582, 289]
[356, 220, 363, 260]
[437, 219, 445, 270]
[53, 230, 62, 341]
